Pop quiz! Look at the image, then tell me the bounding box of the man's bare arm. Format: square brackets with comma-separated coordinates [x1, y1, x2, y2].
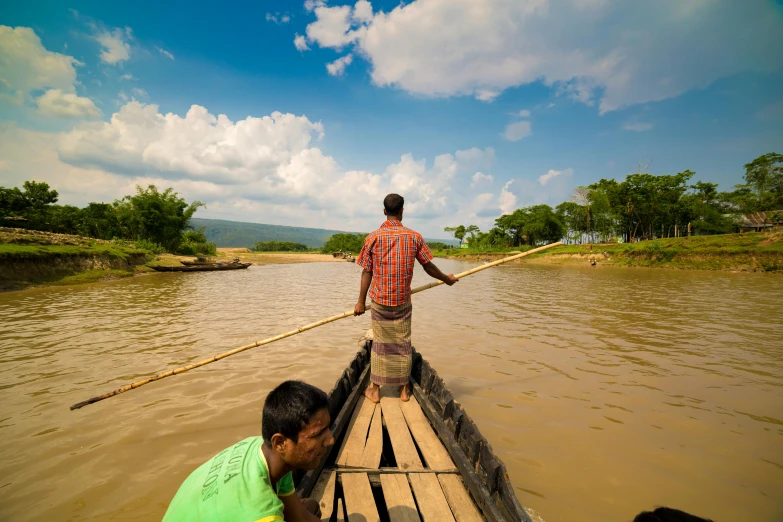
[422, 261, 458, 286]
[354, 269, 373, 315]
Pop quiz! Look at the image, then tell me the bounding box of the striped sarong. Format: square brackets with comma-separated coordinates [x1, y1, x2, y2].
[370, 300, 412, 386]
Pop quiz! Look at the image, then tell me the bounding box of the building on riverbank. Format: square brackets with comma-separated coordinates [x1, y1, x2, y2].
[739, 211, 783, 232]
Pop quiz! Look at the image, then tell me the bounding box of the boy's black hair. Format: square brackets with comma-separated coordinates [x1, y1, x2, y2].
[633, 507, 713, 522]
[384, 193, 404, 216]
[262, 381, 329, 443]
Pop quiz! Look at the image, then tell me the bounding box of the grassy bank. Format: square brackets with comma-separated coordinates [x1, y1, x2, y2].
[433, 232, 783, 273]
[0, 228, 153, 291]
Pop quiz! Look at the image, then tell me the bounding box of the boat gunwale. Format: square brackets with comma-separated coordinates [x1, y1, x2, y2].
[295, 341, 532, 522]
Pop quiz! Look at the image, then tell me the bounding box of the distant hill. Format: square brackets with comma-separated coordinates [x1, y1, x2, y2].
[190, 218, 458, 248]
[191, 218, 350, 248]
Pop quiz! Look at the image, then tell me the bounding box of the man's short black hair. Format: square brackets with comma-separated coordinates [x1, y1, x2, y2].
[262, 381, 329, 443]
[384, 193, 404, 215]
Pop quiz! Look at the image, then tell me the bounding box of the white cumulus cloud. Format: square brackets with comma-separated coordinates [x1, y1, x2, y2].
[303, 0, 783, 111]
[51, 101, 492, 231]
[306, 4, 355, 49]
[503, 120, 531, 142]
[0, 26, 81, 103]
[294, 34, 310, 51]
[353, 0, 374, 23]
[36, 89, 101, 118]
[470, 172, 494, 188]
[538, 168, 574, 186]
[96, 27, 131, 64]
[499, 181, 517, 214]
[326, 54, 353, 76]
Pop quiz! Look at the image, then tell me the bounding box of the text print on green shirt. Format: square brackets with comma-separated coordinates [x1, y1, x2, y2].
[163, 436, 295, 522]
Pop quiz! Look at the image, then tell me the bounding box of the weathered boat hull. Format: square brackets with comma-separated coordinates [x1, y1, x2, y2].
[295, 340, 532, 521]
[148, 262, 252, 272]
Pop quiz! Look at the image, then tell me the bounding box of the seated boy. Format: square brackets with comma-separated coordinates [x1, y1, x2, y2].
[164, 380, 334, 521]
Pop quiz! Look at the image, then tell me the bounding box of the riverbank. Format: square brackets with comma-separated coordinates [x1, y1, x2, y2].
[433, 231, 783, 273]
[147, 248, 345, 268]
[0, 228, 153, 291]
[0, 229, 351, 292]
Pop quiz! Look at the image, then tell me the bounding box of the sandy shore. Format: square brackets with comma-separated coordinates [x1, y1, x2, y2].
[153, 249, 349, 267]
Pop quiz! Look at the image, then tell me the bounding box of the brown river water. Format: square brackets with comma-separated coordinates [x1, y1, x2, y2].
[0, 260, 781, 521]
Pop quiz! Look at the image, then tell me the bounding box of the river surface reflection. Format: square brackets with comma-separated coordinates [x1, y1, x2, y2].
[0, 260, 781, 521]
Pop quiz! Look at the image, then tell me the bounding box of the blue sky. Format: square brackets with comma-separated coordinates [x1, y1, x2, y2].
[1, 0, 782, 237]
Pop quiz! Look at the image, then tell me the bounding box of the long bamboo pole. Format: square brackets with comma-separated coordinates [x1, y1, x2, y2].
[70, 242, 562, 410]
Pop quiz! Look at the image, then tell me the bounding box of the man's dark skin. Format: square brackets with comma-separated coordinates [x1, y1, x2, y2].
[263, 408, 335, 521]
[354, 206, 458, 403]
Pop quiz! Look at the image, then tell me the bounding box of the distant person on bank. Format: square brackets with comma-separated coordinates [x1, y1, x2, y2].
[354, 193, 459, 403]
[163, 381, 333, 522]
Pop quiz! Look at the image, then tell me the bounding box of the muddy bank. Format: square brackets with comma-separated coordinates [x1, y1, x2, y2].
[0, 227, 151, 291]
[436, 232, 783, 273]
[0, 252, 150, 291]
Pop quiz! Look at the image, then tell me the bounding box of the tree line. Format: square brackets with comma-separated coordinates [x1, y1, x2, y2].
[253, 241, 310, 252]
[445, 152, 782, 248]
[0, 181, 215, 255]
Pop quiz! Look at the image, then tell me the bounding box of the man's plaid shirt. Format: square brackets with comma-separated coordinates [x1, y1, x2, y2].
[356, 219, 433, 306]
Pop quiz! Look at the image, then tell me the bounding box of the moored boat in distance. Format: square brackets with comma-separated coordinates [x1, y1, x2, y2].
[148, 260, 252, 272]
[294, 335, 533, 521]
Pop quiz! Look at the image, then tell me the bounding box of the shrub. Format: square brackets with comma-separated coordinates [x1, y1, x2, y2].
[178, 241, 217, 256]
[133, 238, 166, 254]
[254, 241, 309, 252]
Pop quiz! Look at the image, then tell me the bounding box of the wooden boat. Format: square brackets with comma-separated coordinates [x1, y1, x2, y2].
[294, 338, 533, 521]
[180, 256, 240, 266]
[148, 261, 252, 272]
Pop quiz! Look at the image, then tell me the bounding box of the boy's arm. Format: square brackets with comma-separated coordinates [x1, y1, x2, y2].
[281, 491, 320, 522]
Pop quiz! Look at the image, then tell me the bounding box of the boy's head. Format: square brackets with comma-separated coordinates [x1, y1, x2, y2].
[633, 507, 713, 522]
[262, 381, 333, 470]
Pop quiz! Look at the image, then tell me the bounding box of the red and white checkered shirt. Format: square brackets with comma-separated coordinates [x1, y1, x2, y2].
[356, 219, 433, 307]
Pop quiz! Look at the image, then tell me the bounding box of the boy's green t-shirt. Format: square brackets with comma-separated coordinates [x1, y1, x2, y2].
[163, 436, 295, 522]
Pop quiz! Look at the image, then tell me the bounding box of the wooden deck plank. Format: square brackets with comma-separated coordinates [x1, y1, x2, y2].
[341, 473, 381, 522]
[379, 474, 421, 522]
[438, 474, 484, 522]
[359, 403, 383, 469]
[380, 397, 423, 470]
[408, 473, 456, 522]
[310, 470, 336, 522]
[337, 396, 376, 467]
[400, 396, 456, 470]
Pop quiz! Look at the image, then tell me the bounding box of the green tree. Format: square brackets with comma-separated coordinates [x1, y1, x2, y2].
[556, 201, 586, 243]
[444, 225, 467, 245]
[0, 181, 59, 229]
[0, 186, 26, 219]
[115, 185, 204, 251]
[426, 241, 451, 251]
[254, 241, 309, 252]
[49, 205, 83, 235]
[744, 152, 783, 209]
[495, 205, 565, 246]
[322, 233, 367, 253]
[79, 202, 120, 239]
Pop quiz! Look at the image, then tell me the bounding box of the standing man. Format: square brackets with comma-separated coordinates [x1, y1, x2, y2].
[354, 194, 458, 403]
